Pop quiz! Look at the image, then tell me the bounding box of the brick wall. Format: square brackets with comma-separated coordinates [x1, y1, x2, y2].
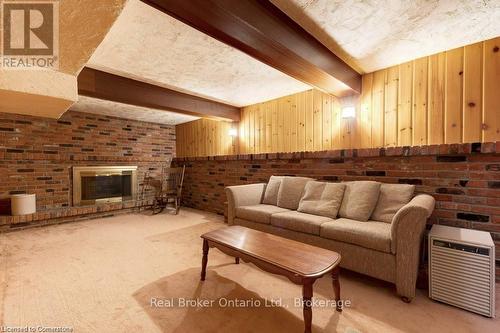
[0, 111, 175, 230]
[173, 142, 500, 277]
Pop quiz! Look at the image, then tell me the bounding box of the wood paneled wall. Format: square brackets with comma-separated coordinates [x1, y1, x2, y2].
[176, 118, 238, 157]
[361, 38, 499, 148]
[239, 89, 351, 154]
[239, 37, 499, 153]
[176, 37, 499, 157]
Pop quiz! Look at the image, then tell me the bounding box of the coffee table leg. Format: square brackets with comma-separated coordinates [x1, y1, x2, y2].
[201, 239, 209, 281]
[332, 267, 341, 312]
[235, 257, 240, 264]
[302, 282, 313, 333]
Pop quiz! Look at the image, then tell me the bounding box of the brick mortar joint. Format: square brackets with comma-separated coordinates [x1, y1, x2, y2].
[173, 142, 499, 162]
[0, 157, 174, 163]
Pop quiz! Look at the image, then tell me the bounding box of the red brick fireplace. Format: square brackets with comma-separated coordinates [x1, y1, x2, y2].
[0, 111, 176, 230]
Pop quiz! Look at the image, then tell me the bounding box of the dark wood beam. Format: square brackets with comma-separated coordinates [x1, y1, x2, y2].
[77, 67, 240, 121]
[142, 0, 361, 96]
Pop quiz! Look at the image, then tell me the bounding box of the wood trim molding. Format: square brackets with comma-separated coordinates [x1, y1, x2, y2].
[142, 0, 361, 96]
[77, 67, 240, 121]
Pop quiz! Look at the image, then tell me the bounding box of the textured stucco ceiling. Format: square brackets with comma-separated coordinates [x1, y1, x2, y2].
[70, 96, 199, 125]
[87, 0, 311, 107]
[272, 0, 500, 73]
[60, 0, 127, 75]
[0, 0, 126, 119]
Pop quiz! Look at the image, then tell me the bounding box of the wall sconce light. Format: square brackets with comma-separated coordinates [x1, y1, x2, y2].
[229, 128, 238, 137]
[341, 106, 356, 119]
[361, 103, 369, 113]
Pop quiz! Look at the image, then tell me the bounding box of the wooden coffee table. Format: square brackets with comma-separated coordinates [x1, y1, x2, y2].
[200, 226, 341, 333]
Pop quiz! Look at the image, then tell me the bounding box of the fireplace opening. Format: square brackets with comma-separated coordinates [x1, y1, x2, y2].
[81, 174, 132, 201]
[73, 166, 137, 206]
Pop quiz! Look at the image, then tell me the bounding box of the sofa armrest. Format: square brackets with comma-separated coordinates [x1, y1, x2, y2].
[391, 194, 435, 253]
[225, 183, 266, 225]
[391, 194, 435, 300]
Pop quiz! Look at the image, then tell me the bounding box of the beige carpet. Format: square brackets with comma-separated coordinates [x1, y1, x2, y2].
[0, 208, 498, 333]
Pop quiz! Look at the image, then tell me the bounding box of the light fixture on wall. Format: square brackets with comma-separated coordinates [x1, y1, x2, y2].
[229, 128, 238, 137]
[361, 103, 369, 114]
[341, 106, 356, 119]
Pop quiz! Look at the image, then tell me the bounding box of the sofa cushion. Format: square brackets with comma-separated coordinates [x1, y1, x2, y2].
[298, 181, 346, 218]
[320, 218, 392, 253]
[262, 176, 284, 205]
[271, 211, 333, 235]
[277, 176, 313, 210]
[236, 204, 290, 225]
[371, 184, 415, 223]
[339, 181, 381, 221]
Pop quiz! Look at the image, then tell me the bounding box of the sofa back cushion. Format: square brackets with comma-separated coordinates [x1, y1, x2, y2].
[371, 184, 415, 223]
[262, 176, 284, 205]
[339, 181, 381, 221]
[277, 176, 313, 210]
[298, 181, 346, 218]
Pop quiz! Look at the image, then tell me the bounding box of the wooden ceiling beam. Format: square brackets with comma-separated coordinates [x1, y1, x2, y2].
[77, 67, 240, 121]
[142, 0, 361, 96]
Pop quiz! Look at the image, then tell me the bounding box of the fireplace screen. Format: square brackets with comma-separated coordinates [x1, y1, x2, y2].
[81, 173, 132, 201]
[73, 166, 137, 206]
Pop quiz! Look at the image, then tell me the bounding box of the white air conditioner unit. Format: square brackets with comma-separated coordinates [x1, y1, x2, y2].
[429, 225, 495, 317]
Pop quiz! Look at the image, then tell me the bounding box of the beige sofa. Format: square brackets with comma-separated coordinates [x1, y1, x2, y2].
[225, 177, 435, 302]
